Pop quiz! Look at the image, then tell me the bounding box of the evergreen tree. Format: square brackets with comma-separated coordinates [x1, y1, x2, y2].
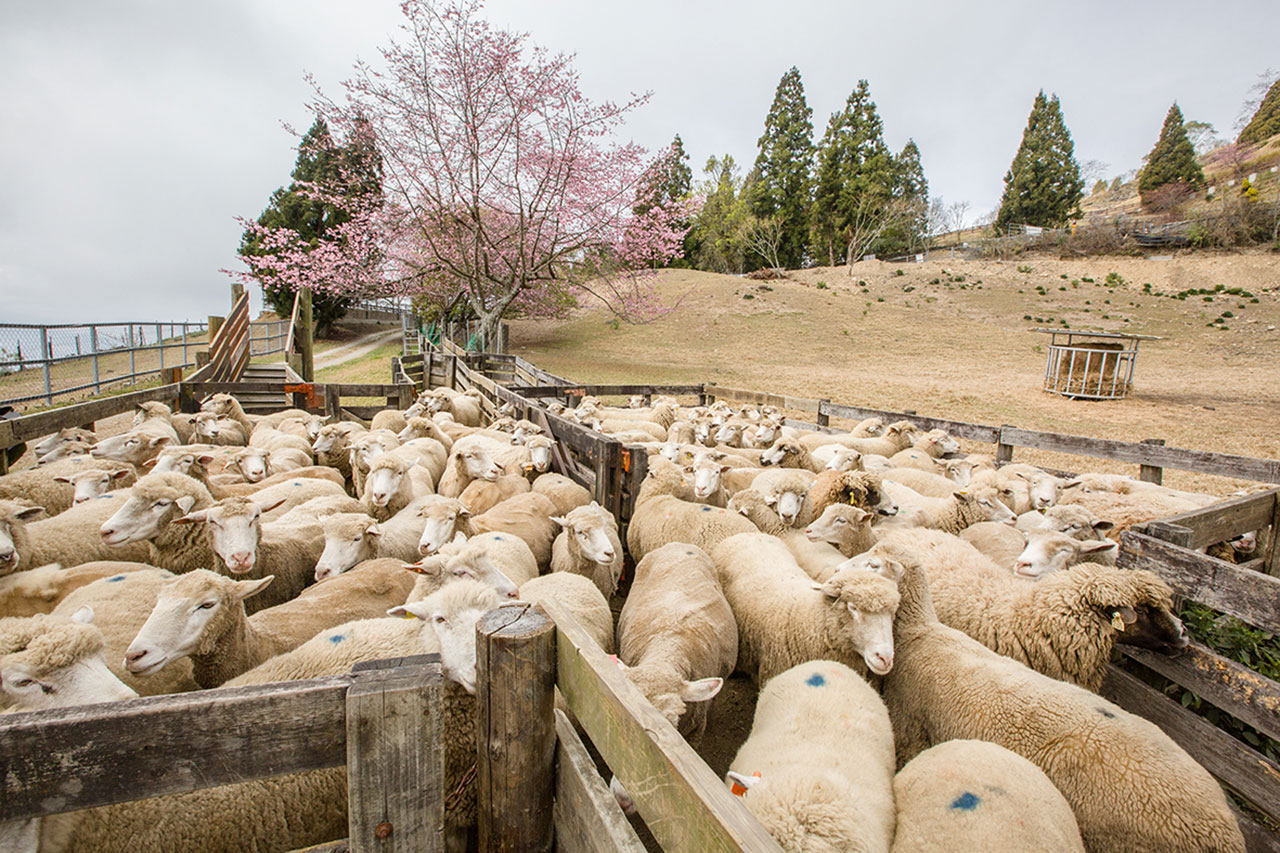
[809, 80, 898, 265]
[634, 135, 692, 216]
[882, 139, 929, 255]
[1238, 77, 1280, 144]
[239, 117, 384, 334]
[1138, 103, 1205, 205]
[689, 155, 749, 274]
[750, 67, 814, 268]
[995, 91, 1084, 230]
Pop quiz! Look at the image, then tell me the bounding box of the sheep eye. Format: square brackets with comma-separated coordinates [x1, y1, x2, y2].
[433, 615, 447, 625]
[154, 500, 171, 509]
[353, 536, 363, 543]
[452, 569, 467, 577]
[14, 678, 33, 687]
[835, 518, 847, 525]
[198, 601, 216, 610]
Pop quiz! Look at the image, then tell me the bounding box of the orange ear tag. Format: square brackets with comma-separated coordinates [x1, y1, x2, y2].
[730, 772, 762, 796]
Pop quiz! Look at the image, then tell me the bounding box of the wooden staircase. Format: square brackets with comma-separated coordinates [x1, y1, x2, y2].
[237, 363, 304, 414]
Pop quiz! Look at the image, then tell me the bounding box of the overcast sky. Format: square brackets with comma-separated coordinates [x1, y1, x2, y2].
[2, 0, 1276, 325]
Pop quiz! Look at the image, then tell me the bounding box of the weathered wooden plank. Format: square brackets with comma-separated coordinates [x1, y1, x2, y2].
[1138, 438, 1166, 484]
[1230, 802, 1280, 853]
[705, 384, 821, 414]
[0, 675, 352, 821]
[782, 418, 842, 435]
[346, 661, 444, 853]
[1101, 665, 1280, 821]
[6, 383, 182, 443]
[820, 401, 1002, 443]
[1119, 643, 1280, 743]
[1140, 520, 1195, 548]
[1118, 532, 1280, 633]
[1265, 496, 1280, 578]
[1000, 426, 1280, 483]
[553, 709, 646, 853]
[542, 598, 784, 853]
[1142, 490, 1278, 551]
[477, 605, 556, 853]
[289, 840, 350, 853]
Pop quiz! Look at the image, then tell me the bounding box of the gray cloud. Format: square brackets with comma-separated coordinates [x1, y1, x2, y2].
[2, 0, 1275, 324]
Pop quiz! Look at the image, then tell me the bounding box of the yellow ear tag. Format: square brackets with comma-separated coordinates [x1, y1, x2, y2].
[401, 611, 420, 620]
[1111, 612, 1126, 631]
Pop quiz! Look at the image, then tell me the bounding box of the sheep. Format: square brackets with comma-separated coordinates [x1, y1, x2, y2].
[517, 572, 614, 653]
[725, 489, 850, 583]
[359, 453, 434, 522]
[597, 418, 667, 441]
[0, 500, 45, 575]
[35, 439, 93, 465]
[468, 492, 561, 569]
[550, 501, 623, 599]
[848, 417, 886, 437]
[370, 408, 408, 434]
[1057, 488, 1205, 538]
[978, 464, 1075, 513]
[313, 505, 430, 581]
[199, 392, 256, 435]
[172, 495, 323, 613]
[99, 472, 216, 573]
[726, 660, 895, 853]
[881, 466, 964, 498]
[686, 451, 737, 507]
[713, 532, 900, 683]
[626, 457, 757, 562]
[398, 415, 455, 453]
[0, 609, 137, 710]
[802, 503, 876, 559]
[877, 483, 1015, 534]
[797, 469, 897, 527]
[47, 580, 499, 853]
[667, 420, 696, 444]
[891, 740, 1085, 853]
[743, 418, 782, 448]
[799, 419, 919, 456]
[748, 468, 816, 526]
[1011, 530, 1119, 577]
[221, 446, 312, 483]
[124, 561, 417, 687]
[1, 455, 131, 517]
[52, 466, 135, 504]
[588, 401, 676, 430]
[17, 491, 154, 570]
[531, 472, 592, 516]
[422, 387, 482, 426]
[616, 543, 735, 743]
[347, 429, 402, 496]
[807, 445, 864, 472]
[312, 421, 364, 488]
[0, 561, 151, 618]
[437, 436, 507, 497]
[880, 557, 1245, 853]
[433, 532, 538, 598]
[496, 434, 556, 476]
[870, 529, 1185, 691]
[458, 473, 531, 515]
[758, 438, 825, 472]
[1015, 503, 1115, 543]
[128, 402, 183, 444]
[191, 412, 249, 446]
[32, 427, 98, 460]
[50, 567, 200, 697]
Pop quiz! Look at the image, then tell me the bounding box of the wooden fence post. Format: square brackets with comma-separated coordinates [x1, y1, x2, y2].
[1266, 493, 1280, 578]
[816, 399, 830, 428]
[299, 287, 315, 383]
[996, 425, 1015, 465]
[477, 605, 556, 853]
[1139, 438, 1166, 484]
[346, 657, 444, 853]
[325, 385, 341, 423]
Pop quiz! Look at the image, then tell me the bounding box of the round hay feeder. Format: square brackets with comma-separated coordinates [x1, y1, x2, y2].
[1035, 329, 1160, 400]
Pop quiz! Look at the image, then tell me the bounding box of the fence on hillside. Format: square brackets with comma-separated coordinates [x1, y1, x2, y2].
[0, 320, 209, 409]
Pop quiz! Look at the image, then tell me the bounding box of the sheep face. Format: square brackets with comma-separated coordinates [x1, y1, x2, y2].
[1119, 602, 1190, 655]
[854, 417, 885, 437]
[824, 448, 863, 473]
[941, 458, 973, 485]
[759, 440, 796, 467]
[1020, 472, 1069, 511]
[91, 430, 174, 466]
[54, 468, 131, 504]
[918, 429, 961, 457]
[1229, 531, 1258, 556]
[100, 488, 198, 545]
[389, 581, 501, 694]
[316, 515, 381, 581]
[714, 423, 745, 446]
[418, 500, 469, 555]
[693, 421, 716, 447]
[364, 461, 407, 508]
[231, 448, 270, 483]
[350, 434, 398, 473]
[150, 449, 211, 476]
[805, 504, 873, 545]
[1013, 532, 1118, 579]
[184, 500, 274, 574]
[817, 568, 901, 676]
[958, 489, 1017, 525]
[0, 504, 44, 573]
[442, 550, 519, 599]
[1076, 565, 1188, 655]
[687, 457, 728, 501]
[33, 427, 95, 458]
[36, 441, 92, 465]
[0, 610, 137, 710]
[526, 437, 554, 473]
[125, 571, 272, 675]
[766, 488, 806, 526]
[455, 447, 503, 483]
[555, 504, 616, 565]
[749, 420, 781, 448]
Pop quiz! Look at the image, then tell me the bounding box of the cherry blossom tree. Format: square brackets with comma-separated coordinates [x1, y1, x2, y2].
[290, 0, 689, 349]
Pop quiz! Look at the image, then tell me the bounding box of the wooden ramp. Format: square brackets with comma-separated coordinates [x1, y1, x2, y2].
[237, 363, 303, 413]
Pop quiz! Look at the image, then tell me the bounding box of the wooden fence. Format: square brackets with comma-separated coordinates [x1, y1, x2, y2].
[188, 286, 251, 385]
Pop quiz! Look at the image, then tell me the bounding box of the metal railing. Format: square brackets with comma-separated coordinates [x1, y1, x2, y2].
[249, 318, 288, 356]
[0, 321, 209, 409]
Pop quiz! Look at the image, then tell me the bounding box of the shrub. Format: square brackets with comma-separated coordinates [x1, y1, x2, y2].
[894, 269, 905, 276]
[816, 281, 828, 290]
[1105, 271, 1124, 287]
[1017, 264, 1033, 273]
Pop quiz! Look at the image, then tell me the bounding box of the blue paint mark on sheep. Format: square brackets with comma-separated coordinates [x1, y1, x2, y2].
[701, 506, 711, 512]
[329, 634, 346, 644]
[951, 792, 979, 811]
[107, 575, 125, 582]
[1096, 707, 1116, 719]
[494, 535, 504, 541]
[805, 673, 825, 687]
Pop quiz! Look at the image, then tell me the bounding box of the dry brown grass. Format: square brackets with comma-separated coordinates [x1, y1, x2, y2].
[510, 252, 1280, 494]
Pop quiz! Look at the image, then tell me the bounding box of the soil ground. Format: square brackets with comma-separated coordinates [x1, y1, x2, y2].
[511, 251, 1280, 494]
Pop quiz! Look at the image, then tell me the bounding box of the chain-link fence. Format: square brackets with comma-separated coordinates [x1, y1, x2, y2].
[0, 321, 209, 410]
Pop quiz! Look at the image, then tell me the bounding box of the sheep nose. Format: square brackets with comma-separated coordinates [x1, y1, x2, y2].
[75, 495, 89, 504]
[124, 649, 150, 671]
[507, 590, 519, 599]
[0, 550, 15, 564]
[1014, 560, 1034, 575]
[601, 550, 615, 561]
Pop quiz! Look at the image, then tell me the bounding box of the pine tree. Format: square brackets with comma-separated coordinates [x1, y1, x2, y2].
[995, 91, 1084, 230]
[882, 139, 929, 255]
[239, 117, 384, 334]
[1238, 77, 1280, 144]
[809, 80, 899, 265]
[750, 68, 814, 268]
[634, 135, 692, 216]
[1138, 103, 1205, 205]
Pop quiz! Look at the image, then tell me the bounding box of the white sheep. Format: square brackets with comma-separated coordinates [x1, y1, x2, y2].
[517, 572, 614, 653]
[877, 482, 1015, 533]
[550, 502, 623, 599]
[437, 435, 507, 497]
[12, 490, 153, 571]
[466, 491, 561, 569]
[726, 659, 895, 853]
[360, 454, 434, 521]
[1, 454, 131, 517]
[52, 466, 135, 504]
[99, 472, 217, 573]
[459, 473, 531, 515]
[0, 561, 151, 618]
[123, 561, 417, 687]
[626, 457, 757, 562]
[891, 740, 1085, 852]
[31, 427, 98, 460]
[1010, 530, 1119, 578]
[191, 412, 248, 446]
[725, 488, 851, 583]
[313, 506, 429, 581]
[713, 531, 900, 683]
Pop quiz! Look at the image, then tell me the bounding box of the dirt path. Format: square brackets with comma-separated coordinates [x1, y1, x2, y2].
[312, 329, 400, 369]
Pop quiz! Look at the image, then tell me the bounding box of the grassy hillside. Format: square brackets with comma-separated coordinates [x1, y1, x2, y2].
[510, 255, 1280, 492]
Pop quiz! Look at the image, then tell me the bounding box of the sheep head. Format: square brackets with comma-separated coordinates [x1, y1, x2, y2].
[815, 566, 901, 676]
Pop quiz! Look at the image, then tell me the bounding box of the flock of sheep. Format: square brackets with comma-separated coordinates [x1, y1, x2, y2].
[0, 374, 1264, 852]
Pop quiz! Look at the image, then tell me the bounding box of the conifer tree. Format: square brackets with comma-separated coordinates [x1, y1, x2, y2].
[809, 80, 898, 265]
[883, 139, 929, 254]
[995, 91, 1083, 230]
[1238, 77, 1280, 144]
[750, 67, 814, 268]
[1138, 103, 1205, 205]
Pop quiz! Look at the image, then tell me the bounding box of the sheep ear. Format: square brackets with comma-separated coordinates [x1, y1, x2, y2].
[143, 459, 159, 470]
[1081, 540, 1118, 555]
[255, 498, 287, 516]
[70, 605, 95, 625]
[1113, 605, 1137, 625]
[233, 576, 273, 601]
[550, 516, 568, 528]
[172, 507, 209, 524]
[175, 496, 197, 514]
[764, 494, 777, 506]
[388, 601, 429, 620]
[366, 522, 383, 537]
[195, 453, 218, 466]
[726, 771, 759, 792]
[1092, 520, 1115, 533]
[53, 475, 74, 484]
[952, 491, 972, 503]
[1063, 479, 1083, 491]
[15, 505, 47, 521]
[680, 677, 724, 703]
[110, 468, 132, 481]
[149, 435, 175, 448]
